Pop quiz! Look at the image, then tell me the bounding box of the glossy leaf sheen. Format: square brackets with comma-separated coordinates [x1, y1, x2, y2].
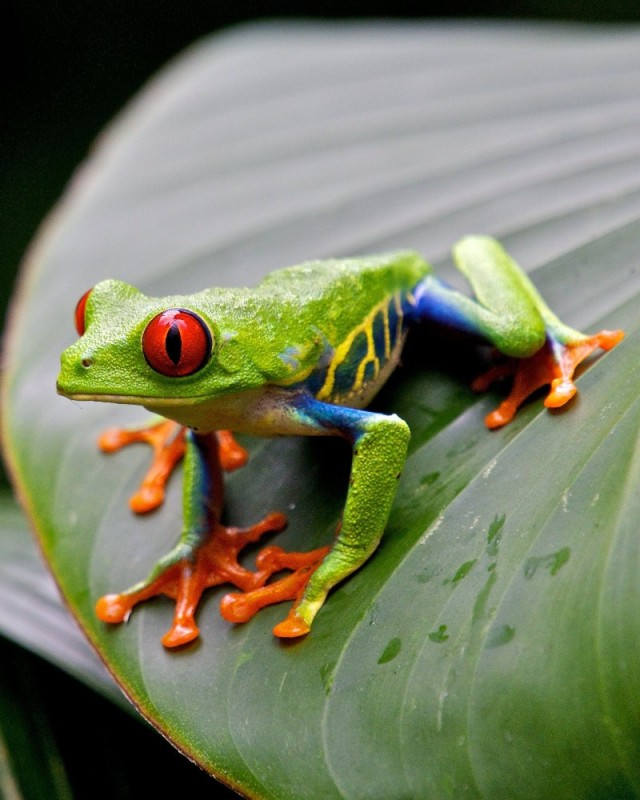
[4, 22, 640, 799]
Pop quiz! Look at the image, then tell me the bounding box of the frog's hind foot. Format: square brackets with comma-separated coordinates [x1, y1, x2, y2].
[473, 328, 624, 429]
[220, 545, 331, 638]
[95, 511, 288, 648]
[98, 420, 248, 513]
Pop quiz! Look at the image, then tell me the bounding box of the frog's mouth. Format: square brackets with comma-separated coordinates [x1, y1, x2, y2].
[56, 385, 218, 431]
[56, 385, 203, 406]
[57, 382, 301, 437]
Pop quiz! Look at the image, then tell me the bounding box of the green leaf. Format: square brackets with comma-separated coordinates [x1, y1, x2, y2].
[0, 495, 122, 703]
[4, 22, 640, 799]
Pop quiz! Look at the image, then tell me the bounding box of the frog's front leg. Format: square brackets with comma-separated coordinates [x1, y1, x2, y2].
[410, 236, 623, 427]
[221, 397, 411, 638]
[98, 419, 248, 513]
[96, 430, 287, 647]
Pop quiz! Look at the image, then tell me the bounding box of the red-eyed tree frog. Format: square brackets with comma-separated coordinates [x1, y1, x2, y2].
[57, 236, 623, 647]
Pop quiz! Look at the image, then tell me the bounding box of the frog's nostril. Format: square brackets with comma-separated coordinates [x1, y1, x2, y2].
[81, 358, 93, 368]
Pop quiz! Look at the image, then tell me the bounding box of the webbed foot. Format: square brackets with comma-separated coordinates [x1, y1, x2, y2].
[98, 420, 248, 512]
[473, 329, 624, 428]
[96, 511, 288, 647]
[96, 425, 300, 646]
[220, 545, 330, 638]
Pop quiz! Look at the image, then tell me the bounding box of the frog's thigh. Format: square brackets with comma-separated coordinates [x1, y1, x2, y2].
[291, 396, 410, 626]
[412, 236, 548, 358]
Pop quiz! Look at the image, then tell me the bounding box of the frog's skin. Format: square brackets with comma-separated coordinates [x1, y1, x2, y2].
[57, 236, 623, 646]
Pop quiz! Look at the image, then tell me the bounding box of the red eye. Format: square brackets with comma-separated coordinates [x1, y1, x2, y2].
[142, 308, 212, 377]
[75, 289, 92, 336]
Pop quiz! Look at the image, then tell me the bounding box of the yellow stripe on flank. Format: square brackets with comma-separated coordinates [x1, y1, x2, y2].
[317, 293, 398, 401]
[382, 303, 391, 359]
[355, 325, 379, 389]
[394, 292, 403, 345]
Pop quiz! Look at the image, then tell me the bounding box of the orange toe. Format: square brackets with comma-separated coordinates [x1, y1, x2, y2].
[95, 594, 133, 624]
[161, 621, 200, 648]
[273, 615, 311, 638]
[544, 378, 577, 408]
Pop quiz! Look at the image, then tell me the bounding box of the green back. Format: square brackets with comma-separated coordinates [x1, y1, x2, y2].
[202, 251, 430, 389]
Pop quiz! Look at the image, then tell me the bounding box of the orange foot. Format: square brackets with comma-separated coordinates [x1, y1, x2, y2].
[98, 420, 248, 513]
[472, 329, 624, 429]
[96, 511, 288, 648]
[95, 422, 328, 646]
[220, 545, 330, 638]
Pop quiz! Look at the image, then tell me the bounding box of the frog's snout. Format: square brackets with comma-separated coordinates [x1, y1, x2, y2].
[57, 344, 93, 397]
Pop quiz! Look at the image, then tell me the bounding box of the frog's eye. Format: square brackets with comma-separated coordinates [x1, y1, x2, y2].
[74, 289, 93, 336]
[142, 308, 212, 377]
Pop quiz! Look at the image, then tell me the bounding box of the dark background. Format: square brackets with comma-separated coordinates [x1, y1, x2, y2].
[2, 3, 640, 797]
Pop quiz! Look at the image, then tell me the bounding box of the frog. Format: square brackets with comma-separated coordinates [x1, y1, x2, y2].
[56, 235, 623, 647]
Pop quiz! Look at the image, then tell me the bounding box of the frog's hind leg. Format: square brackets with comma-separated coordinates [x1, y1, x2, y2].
[410, 235, 623, 427]
[96, 430, 287, 647]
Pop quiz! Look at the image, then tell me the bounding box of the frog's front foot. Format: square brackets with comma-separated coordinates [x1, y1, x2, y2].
[94, 423, 335, 645]
[473, 329, 624, 429]
[98, 420, 248, 513]
[96, 511, 288, 648]
[220, 545, 331, 638]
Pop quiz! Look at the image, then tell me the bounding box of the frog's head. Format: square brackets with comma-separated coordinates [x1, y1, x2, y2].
[57, 280, 223, 410]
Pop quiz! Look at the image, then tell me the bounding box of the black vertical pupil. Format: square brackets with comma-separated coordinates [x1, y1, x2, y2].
[165, 323, 182, 365]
